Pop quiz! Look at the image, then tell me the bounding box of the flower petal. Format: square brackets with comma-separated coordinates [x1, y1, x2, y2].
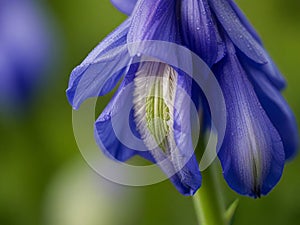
[94, 64, 154, 162]
[133, 62, 201, 195]
[237, 50, 286, 90]
[210, 0, 286, 89]
[227, 0, 262, 44]
[209, 0, 267, 64]
[180, 0, 224, 66]
[66, 19, 131, 109]
[242, 61, 298, 160]
[110, 0, 137, 15]
[128, 0, 178, 44]
[216, 41, 285, 197]
[173, 70, 203, 194]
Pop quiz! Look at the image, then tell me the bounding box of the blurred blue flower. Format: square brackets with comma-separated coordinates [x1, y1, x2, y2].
[68, 0, 298, 197]
[0, 0, 53, 114]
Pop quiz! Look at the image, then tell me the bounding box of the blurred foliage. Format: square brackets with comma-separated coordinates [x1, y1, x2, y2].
[0, 0, 299, 225]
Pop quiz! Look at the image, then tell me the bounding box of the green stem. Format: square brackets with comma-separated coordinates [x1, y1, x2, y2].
[193, 162, 226, 225]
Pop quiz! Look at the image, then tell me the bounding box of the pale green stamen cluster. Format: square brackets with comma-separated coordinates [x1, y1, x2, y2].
[145, 81, 171, 153]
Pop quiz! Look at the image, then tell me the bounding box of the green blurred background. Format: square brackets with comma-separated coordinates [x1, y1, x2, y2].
[0, 0, 299, 224]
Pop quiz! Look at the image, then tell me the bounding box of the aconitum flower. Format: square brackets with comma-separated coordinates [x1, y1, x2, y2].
[67, 0, 298, 197]
[68, 0, 202, 196]
[0, 0, 53, 114]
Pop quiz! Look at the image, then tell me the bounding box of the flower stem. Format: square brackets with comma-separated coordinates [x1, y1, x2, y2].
[193, 162, 226, 225]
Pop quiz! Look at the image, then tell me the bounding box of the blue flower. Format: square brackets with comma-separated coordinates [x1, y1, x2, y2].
[67, 0, 298, 197]
[0, 0, 53, 114]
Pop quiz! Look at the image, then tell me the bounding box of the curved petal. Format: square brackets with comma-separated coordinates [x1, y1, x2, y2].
[94, 64, 154, 162]
[210, 0, 286, 89]
[209, 0, 267, 64]
[173, 70, 203, 194]
[95, 94, 153, 162]
[216, 41, 285, 197]
[260, 53, 286, 90]
[242, 60, 298, 160]
[237, 50, 286, 90]
[128, 0, 178, 44]
[132, 62, 201, 195]
[173, 71, 202, 194]
[227, 0, 262, 44]
[180, 0, 224, 66]
[66, 19, 131, 109]
[110, 0, 137, 15]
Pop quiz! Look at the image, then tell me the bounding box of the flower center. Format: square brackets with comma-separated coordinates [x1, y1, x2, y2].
[145, 81, 171, 153]
[133, 61, 177, 155]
